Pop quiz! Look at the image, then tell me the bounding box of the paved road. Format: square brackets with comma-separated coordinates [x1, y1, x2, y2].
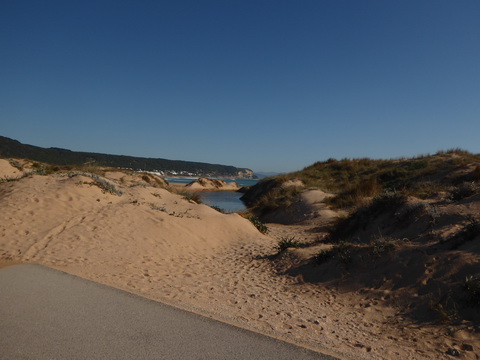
[0, 264, 338, 359]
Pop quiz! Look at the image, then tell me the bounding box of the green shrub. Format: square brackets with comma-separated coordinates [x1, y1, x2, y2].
[247, 215, 269, 234]
[276, 236, 301, 253]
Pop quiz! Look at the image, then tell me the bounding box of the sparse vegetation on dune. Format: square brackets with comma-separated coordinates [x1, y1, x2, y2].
[245, 149, 480, 331]
[0, 159, 170, 193]
[243, 149, 480, 214]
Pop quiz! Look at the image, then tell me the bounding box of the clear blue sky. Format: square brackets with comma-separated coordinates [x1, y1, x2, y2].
[1, 1, 479, 173]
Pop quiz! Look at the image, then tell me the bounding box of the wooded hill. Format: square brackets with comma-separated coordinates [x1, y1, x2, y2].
[0, 136, 254, 178]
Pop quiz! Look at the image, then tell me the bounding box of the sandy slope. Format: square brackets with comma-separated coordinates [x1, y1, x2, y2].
[1, 161, 479, 360]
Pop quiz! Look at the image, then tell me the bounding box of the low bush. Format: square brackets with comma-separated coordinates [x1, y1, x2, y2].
[449, 182, 479, 201]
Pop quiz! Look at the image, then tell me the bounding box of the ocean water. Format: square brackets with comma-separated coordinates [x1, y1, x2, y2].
[163, 177, 258, 212]
[198, 191, 247, 213]
[164, 177, 259, 187]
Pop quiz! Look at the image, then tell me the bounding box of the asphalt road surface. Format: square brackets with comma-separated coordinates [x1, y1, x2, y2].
[0, 264, 338, 359]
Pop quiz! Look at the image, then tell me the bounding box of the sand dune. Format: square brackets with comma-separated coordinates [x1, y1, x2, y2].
[1, 161, 479, 360]
[185, 177, 240, 191]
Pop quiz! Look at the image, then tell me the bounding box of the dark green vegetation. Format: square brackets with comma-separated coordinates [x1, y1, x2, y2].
[243, 149, 480, 213]
[0, 136, 253, 178]
[247, 215, 269, 234]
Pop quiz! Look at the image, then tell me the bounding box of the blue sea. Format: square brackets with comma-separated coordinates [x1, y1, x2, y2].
[198, 191, 247, 213]
[164, 177, 258, 212]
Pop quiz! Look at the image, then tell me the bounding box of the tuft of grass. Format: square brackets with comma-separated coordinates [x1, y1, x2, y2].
[210, 205, 226, 213]
[90, 176, 123, 196]
[276, 236, 301, 253]
[67, 172, 122, 195]
[151, 205, 169, 213]
[312, 242, 354, 266]
[428, 293, 459, 324]
[332, 241, 353, 265]
[8, 160, 23, 171]
[247, 215, 269, 234]
[179, 191, 201, 203]
[396, 201, 429, 224]
[314, 249, 333, 264]
[369, 235, 397, 258]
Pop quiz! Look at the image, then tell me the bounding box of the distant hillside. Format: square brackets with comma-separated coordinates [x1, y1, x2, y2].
[0, 136, 254, 178]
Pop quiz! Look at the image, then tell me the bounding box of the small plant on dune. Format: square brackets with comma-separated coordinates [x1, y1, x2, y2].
[314, 249, 333, 264]
[8, 160, 23, 171]
[247, 215, 269, 234]
[180, 191, 201, 203]
[464, 275, 480, 307]
[89, 175, 123, 196]
[428, 291, 459, 324]
[333, 241, 354, 265]
[151, 205, 169, 213]
[370, 190, 408, 212]
[396, 201, 428, 224]
[276, 236, 301, 253]
[210, 205, 226, 213]
[369, 235, 397, 258]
